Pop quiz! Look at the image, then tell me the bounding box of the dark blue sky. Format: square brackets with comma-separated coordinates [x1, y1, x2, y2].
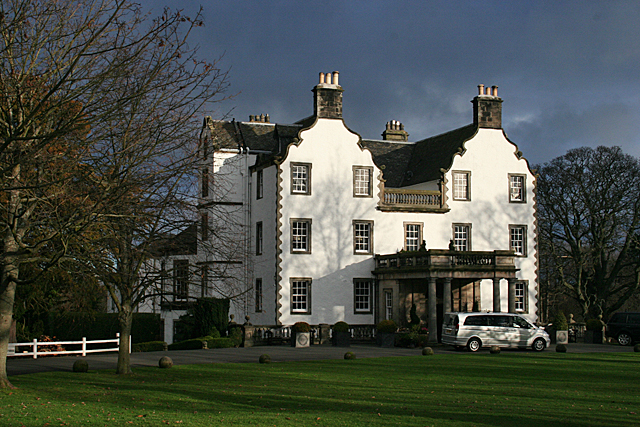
[144, 0, 640, 164]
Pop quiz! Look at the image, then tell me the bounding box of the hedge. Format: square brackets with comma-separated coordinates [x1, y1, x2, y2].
[132, 341, 167, 352]
[47, 312, 163, 344]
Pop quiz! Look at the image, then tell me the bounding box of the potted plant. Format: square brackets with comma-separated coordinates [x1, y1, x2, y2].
[376, 319, 397, 348]
[291, 322, 311, 348]
[553, 311, 569, 345]
[332, 321, 351, 347]
[584, 317, 605, 344]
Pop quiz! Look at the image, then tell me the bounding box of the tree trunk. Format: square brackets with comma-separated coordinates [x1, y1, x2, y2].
[0, 244, 19, 389]
[116, 304, 133, 375]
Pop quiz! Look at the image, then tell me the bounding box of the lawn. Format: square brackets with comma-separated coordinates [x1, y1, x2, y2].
[1, 351, 639, 426]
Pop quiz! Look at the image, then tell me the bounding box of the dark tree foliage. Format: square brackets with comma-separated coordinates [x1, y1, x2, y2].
[536, 146, 640, 320]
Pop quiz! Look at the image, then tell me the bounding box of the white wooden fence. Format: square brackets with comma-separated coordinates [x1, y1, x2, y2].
[7, 334, 130, 358]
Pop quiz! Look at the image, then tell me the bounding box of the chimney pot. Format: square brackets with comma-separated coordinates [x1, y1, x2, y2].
[478, 84, 484, 95]
[492, 86, 498, 97]
[319, 72, 325, 84]
[332, 71, 339, 86]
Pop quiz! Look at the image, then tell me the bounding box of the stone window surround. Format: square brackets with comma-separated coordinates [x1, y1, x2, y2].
[452, 223, 472, 251]
[509, 224, 527, 257]
[353, 166, 374, 197]
[515, 280, 528, 313]
[508, 173, 526, 203]
[353, 220, 374, 255]
[404, 222, 423, 251]
[255, 278, 263, 312]
[290, 277, 311, 314]
[353, 278, 373, 314]
[291, 162, 312, 195]
[452, 170, 471, 201]
[290, 218, 312, 254]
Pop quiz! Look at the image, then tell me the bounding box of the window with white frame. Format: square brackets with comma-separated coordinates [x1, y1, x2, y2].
[453, 224, 471, 251]
[173, 260, 189, 301]
[384, 289, 393, 320]
[404, 223, 422, 251]
[291, 278, 311, 314]
[256, 222, 263, 255]
[509, 174, 526, 203]
[255, 278, 263, 312]
[354, 279, 373, 313]
[353, 221, 373, 254]
[453, 171, 470, 201]
[290, 219, 311, 253]
[291, 163, 311, 195]
[256, 169, 263, 199]
[515, 281, 527, 312]
[353, 166, 373, 197]
[509, 225, 527, 256]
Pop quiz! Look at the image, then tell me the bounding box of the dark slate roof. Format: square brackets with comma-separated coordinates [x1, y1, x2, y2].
[359, 140, 415, 187]
[207, 115, 478, 187]
[402, 124, 478, 186]
[151, 223, 197, 257]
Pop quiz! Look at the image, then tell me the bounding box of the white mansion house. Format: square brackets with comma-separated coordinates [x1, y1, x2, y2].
[151, 71, 538, 344]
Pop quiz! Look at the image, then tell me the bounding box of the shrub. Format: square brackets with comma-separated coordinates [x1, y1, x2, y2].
[332, 321, 350, 333]
[168, 338, 206, 351]
[259, 354, 271, 364]
[292, 322, 310, 333]
[490, 346, 501, 354]
[159, 356, 173, 369]
[634, 343, 640, 353]
[556, 343, 567, 353]
[132, 341, 166, 352]
[204, 337, 237, 349]
[397, 331, 428, 348]
[421, 347, 434, 356]
[174, 298, 229, 341]
[47, 312, 162, 343]
[553, 312, 568, 330]
[586, 318, 604, 331]
[72, 359, 88, 373]
[376, 319, 397, 334]
[344, 351, 356, 360]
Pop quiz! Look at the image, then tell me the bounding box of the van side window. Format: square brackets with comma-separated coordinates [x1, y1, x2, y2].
[629, 314, 640, 324]
[513, 317, 531, 329]
[464, 316, 487, 326]
[492, 316, 512, 327]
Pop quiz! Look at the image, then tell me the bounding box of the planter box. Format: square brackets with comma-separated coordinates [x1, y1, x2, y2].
[332, 331, 351, 347]
[584, 330, 604, 344]
[292, 332, 310, 348]
[376, 332, 395, 348]
[556, 330, 569, 345]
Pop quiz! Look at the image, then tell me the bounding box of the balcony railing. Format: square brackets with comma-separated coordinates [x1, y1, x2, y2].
[375, 249, 517, 279]
[379, 188, 447, 212]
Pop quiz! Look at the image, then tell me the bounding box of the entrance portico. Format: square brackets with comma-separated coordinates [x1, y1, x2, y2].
[374, 249, 518, 344]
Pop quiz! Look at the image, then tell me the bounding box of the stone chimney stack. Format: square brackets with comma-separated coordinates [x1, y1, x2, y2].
[313, 71, 343, 119]
[382, 120, 409, 141]
[472, 84, 503, 129]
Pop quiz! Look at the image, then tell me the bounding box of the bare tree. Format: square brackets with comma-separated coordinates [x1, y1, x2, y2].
[0, 0, 228, 386]
[536, 146, 640, 321]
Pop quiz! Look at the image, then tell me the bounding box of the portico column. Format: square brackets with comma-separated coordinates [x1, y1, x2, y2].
[428, 278, 438, 344]
[443, 278, 452, 314]
[492, 278, 501, 312]
[508, 279, 516, 313]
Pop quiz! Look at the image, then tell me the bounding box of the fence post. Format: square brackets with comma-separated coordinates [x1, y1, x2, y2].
[33, 338, 37, 359]
[82, 337, 87, 356]
[129, 335, 131, 354]
[116, 332, 120, 353]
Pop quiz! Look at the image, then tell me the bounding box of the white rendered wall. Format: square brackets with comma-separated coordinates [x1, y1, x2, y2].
[277, 121, 538, 325]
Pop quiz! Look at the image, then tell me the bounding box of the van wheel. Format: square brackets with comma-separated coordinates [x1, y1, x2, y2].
[532, 338, 546, 352]
[467, 338, 482, 352]
[617, 332, 632, 346]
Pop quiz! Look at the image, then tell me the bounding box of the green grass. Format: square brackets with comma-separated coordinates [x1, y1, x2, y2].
[2, 352, 640, 426]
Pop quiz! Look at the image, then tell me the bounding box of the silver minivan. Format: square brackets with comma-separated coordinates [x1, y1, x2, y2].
[442, 312, 550, 352]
